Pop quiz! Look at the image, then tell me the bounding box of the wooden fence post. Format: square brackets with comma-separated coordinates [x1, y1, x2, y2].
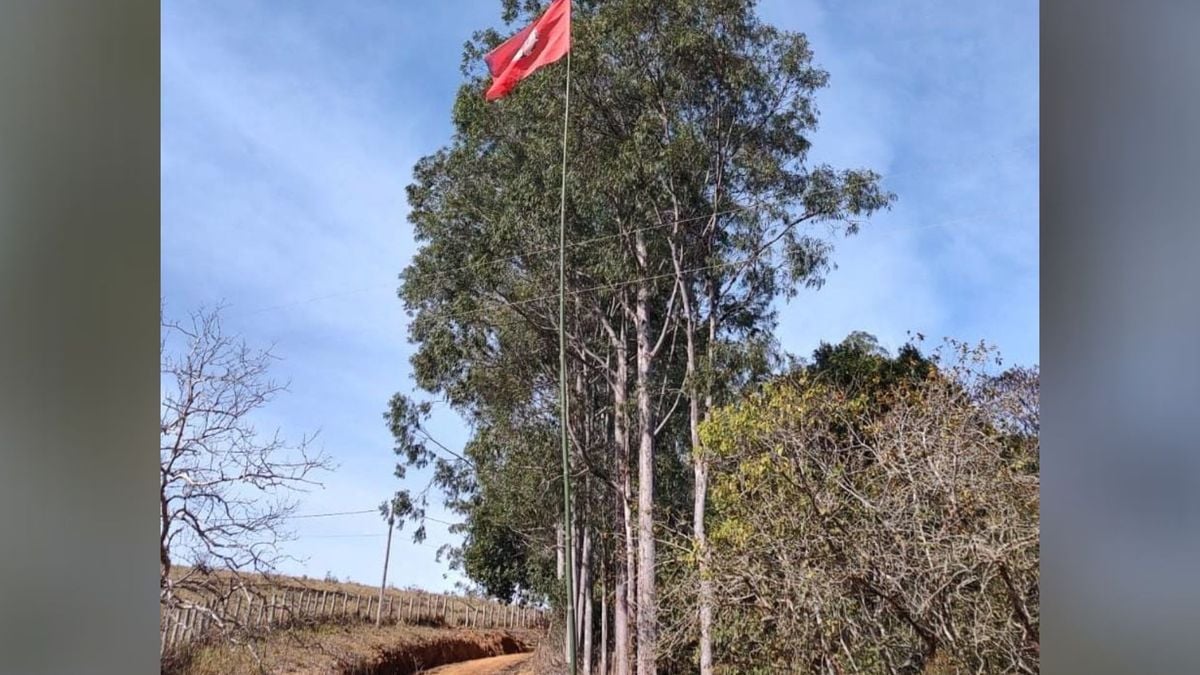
[165, 609, 174, 649]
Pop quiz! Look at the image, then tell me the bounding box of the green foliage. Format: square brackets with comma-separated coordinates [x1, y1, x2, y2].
[806, 331, 935, 402]
[391, 1, 896, 661]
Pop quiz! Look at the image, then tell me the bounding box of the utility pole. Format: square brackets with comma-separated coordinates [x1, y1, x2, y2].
[377, 503, 395, 626]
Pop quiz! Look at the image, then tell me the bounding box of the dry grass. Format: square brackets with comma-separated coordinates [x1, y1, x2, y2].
[162, 567, 547, 673]
[166, 566, 511, 614]
[164, 623, 538, 675]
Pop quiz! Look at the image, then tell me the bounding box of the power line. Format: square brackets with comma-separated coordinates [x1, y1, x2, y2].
[234, 140, 1035, 317]
[297, 533, 386, 539]
[285, 507, 464, 531]
[418, 209, 1016, 327]
[291, 509, 378, 519]
[293, 532, 453, 552]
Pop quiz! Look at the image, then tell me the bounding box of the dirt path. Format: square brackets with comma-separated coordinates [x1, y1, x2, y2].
[420, 652, 532, 674]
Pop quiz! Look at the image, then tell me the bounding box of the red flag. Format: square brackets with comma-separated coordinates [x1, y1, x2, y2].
[483, 0, 571, 101]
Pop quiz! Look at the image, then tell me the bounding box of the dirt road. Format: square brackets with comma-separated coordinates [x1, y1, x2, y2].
[421, 651, 532, 674]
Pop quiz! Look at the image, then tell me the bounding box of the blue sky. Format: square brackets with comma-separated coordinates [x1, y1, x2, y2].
[162, 0, 1037, 592]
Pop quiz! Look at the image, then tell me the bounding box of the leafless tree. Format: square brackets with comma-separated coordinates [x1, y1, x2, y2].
[160, 303, 331, 631]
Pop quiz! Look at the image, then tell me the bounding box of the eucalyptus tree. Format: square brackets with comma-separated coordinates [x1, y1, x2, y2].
[393, 1, 890, 672]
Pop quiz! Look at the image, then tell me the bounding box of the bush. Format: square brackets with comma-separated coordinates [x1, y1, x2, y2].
[701, 341, 1039, 673]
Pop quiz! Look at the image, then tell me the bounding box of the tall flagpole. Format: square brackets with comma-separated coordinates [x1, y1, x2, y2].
[557, 42, 578, 675]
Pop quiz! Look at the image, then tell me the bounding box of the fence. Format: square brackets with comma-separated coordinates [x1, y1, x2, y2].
[160, 586, 547, 654]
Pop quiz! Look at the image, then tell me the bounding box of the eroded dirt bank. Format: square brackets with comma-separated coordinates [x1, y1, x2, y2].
[340, 630, 531, 675]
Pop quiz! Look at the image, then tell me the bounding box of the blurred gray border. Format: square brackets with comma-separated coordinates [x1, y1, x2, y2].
[0, 2, 160, 673]
[1043, 1, 1200, 673]
[5, 0, 1200, 672]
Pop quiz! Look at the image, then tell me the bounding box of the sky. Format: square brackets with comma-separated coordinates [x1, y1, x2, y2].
[161, 0, 1038, 593]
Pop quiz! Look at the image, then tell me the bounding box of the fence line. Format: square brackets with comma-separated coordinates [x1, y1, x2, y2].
[160, 585, 548, 655]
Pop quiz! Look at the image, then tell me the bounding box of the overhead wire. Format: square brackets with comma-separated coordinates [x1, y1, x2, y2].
[415, 208, 1019, 328]
[234, 139, 1035, 317]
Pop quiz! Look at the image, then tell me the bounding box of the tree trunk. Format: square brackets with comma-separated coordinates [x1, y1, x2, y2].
[612, 337, 634, 675]
[557, 523, 565, 581]
[623, 490, 638, 669]
[558, 519, 569, 665]
[671, 225, 714, 675]
[695, 277, 719, 675]
[688, 305, 714, 675]
[691, 391, 714, 675]
[578, 526, 592, 662]
[634, 229, 657, 675]
[583, 543, 594, 675]
[600, 574, 610, 675]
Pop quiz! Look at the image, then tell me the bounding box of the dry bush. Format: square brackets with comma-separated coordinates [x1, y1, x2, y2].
[701, 342, 1039, 673]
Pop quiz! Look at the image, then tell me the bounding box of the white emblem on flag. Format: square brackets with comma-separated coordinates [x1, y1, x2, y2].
[514, 28, 539, 63]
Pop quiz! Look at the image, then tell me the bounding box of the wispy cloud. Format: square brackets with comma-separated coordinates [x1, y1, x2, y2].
[759, 0, 1038, 363]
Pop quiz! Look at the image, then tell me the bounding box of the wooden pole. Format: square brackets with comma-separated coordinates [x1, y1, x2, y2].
[378, 508, 395, 626]
[556, 37, 577, 675]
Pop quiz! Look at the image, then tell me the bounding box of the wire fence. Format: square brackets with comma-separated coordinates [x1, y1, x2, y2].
[160, 583, 547, 655]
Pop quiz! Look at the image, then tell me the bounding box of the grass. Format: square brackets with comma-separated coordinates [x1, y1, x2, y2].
[162, 567, 547, 673]
[163, 623, 538, 675]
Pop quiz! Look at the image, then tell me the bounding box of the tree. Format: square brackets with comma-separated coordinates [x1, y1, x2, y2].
[160, 303, 331, 628]
[394, 1, 891, 671]
[701, 337, 1039, 673]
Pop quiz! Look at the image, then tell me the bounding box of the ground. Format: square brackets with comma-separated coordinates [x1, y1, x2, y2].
[422, 652, 533, 674]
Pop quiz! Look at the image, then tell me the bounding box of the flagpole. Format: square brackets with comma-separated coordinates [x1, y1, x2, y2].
[557, 43, 578, 675]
